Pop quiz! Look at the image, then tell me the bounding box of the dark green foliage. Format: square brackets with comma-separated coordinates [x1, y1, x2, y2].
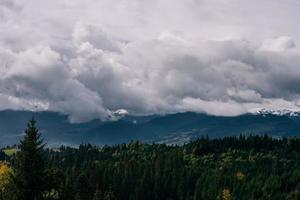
[40, 135, 300, 200]
[13, 118, 48, 200]
[10, 118, 61, 200]
[3, 120, 300, 200]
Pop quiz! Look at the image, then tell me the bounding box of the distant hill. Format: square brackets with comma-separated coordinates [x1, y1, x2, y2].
[0, 110, 300, 146]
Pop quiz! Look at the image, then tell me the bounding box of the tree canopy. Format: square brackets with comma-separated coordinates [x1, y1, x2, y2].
[0, 119, 300, 199]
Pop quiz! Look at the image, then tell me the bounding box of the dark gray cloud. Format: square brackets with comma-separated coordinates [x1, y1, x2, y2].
[1, 0, 300, 122]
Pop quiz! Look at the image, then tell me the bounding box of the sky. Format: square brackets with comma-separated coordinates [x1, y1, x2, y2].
[1, 0, 300, 122]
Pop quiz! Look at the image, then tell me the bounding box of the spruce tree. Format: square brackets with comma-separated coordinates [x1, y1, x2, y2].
[93, 187, 103, 200]
[13, 117, 48, 200]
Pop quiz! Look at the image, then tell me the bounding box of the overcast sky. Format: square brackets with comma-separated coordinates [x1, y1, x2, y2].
[1, 0, 300, 122]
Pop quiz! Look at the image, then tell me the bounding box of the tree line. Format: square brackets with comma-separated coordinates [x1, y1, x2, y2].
[0, 118, 299, 199]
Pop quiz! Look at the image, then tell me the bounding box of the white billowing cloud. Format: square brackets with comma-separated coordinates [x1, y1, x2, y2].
[72, 23, 122, 52]
[0, 45, 109, 122]
[1, 0, 300, 122]
[260, 36, 296, 52]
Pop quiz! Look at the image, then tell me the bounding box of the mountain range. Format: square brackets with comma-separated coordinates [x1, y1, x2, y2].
[0, 109, 300, 147]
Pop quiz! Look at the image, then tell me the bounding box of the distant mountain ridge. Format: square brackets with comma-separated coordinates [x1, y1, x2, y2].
[0, 109, 300, 146]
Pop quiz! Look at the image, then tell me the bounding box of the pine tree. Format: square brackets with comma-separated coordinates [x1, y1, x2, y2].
[75, 173, 93, 200]
[93, 187, 103, 200]
[193, 178, 202, 200]
[13, 117, 48, 200]
[103, 189, 116, 200]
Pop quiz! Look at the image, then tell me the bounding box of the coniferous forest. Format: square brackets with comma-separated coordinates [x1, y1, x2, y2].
[0, 119, 300, 200]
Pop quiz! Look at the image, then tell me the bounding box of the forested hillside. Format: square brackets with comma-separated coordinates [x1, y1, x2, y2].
[1, 120, 300, 199]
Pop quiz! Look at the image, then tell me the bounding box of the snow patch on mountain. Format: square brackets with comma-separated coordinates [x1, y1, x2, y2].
[113, 109, 129, 117]
[251, 108, 300, 116]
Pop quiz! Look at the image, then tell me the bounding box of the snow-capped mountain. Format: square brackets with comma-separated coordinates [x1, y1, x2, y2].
[251, 108, 300, 117]
[112, 109, 129, 118]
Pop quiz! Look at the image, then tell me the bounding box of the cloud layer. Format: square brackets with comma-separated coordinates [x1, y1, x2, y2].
[1, 0, 300, 122]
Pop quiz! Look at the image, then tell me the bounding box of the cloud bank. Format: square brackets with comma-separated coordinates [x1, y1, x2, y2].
[1, 0, 300, 122]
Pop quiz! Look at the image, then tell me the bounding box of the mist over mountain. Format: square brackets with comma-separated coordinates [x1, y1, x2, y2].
[1, 110, 300, 147]
[1, 0, 300, 146]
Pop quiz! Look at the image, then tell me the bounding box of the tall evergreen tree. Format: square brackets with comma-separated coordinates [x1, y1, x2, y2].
[13, 117, 48, 200]
[93, 187, 103, 200]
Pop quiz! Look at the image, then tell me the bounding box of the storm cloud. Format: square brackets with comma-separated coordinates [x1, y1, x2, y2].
[1, 0, 300, 122]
